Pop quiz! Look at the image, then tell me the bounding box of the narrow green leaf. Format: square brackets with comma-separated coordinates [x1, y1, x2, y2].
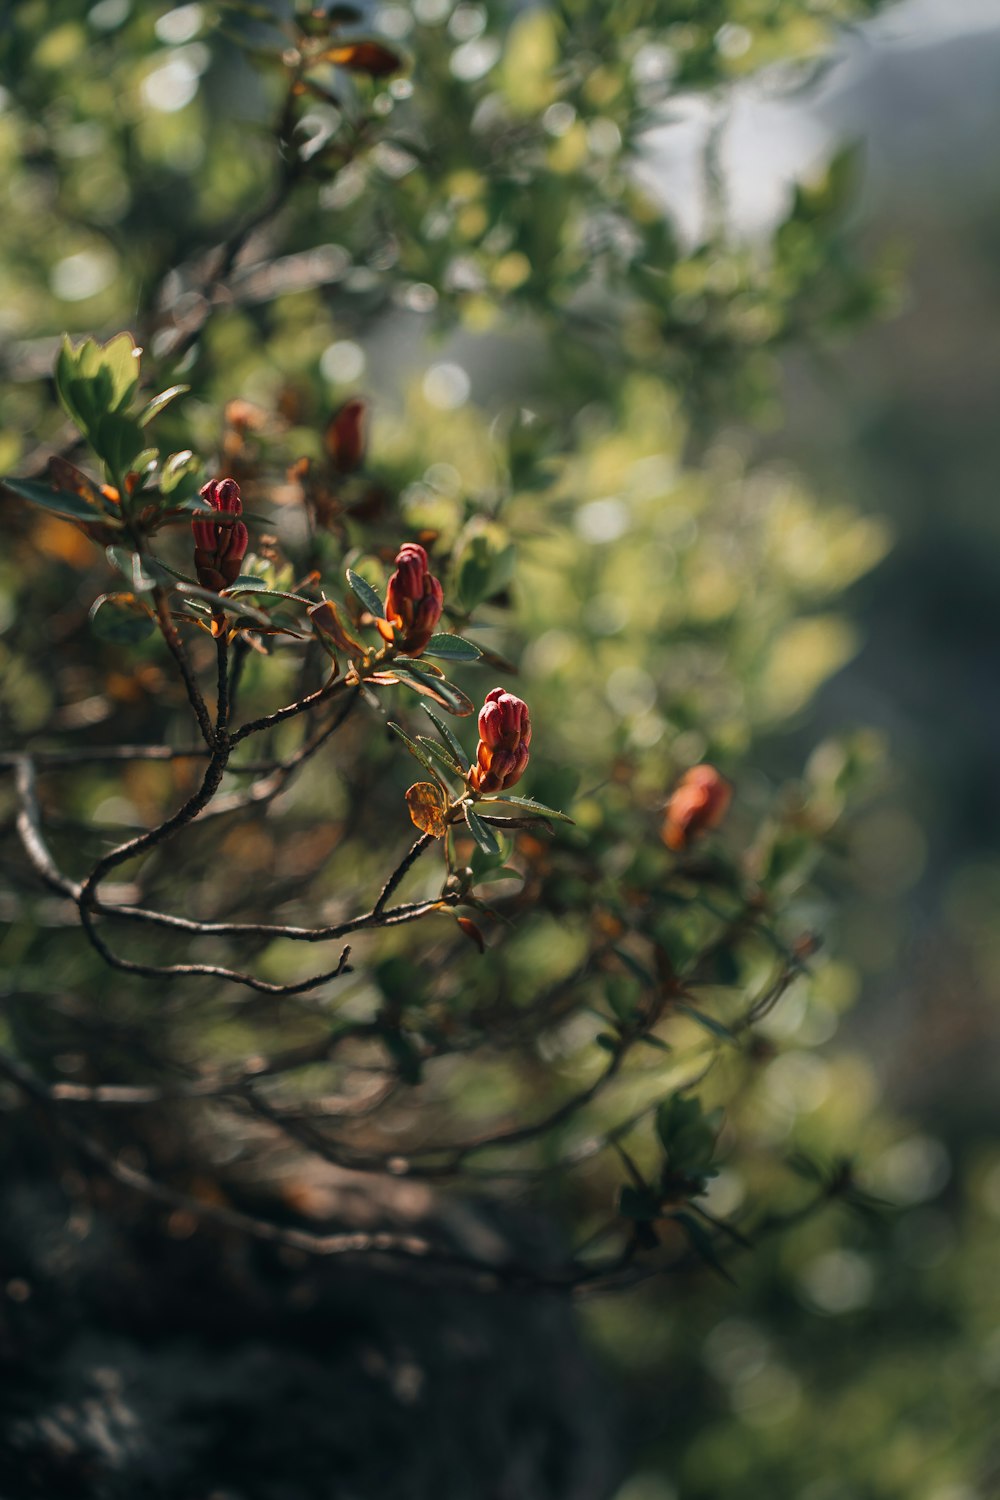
[387, 721, 445, 782]
[612, 945, 656, 986]
[394, 659, 474, 716]
[421, 704, 471, 770]
[174, 584, 269, 623]
[415, 735, 463, 776]
[346, 567, 385, 619]
[465, 804, 500, 856]
[139, 384, 189, 426]
[477, 792, 574, 824]
[226, 581, 315, 605]
[421, 633, 482, 662]
[159, 450, 199, 495]
[638, 1033, 672, 1053]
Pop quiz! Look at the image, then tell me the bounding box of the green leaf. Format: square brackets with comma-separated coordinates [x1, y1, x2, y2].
[477, 792, 573, 823]
[655, 1094, 721, 1175]
[453, 522, 516, 610]
[606, 976, 639, 1023]
[3, 475, 106, 522]
[174, 584, 269, 624]
[421, 704, 471, 770]
[346, 567, 385, 619]
[139, 385, 189, 426]
[159, 450, 200, 496]
[387, 721, 446, 782]
[226, 581, 315, 604]
[393, 659, 474, 716]
[465, 804, 500, 856]
[55, 338, 87, 429]
[416, 735, 464, 776]
[56, 333, 142, 436]
[92, 411, 145, 478]
[81, 332, 142, 412]
[130, 448, 160, 483]
[89, 592, 155, 644]
[638, 1033, 672, 1053]
[105, 547, 171, 592]
[421, 633, 482, 662]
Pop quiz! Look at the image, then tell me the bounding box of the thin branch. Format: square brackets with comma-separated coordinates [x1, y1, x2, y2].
[215, 633, 230, 737]
[373, 832, 434, 917]
[153, 585, 214, 747]
[230, 673, 346, 745]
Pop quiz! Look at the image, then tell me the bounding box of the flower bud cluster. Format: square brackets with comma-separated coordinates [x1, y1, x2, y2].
[381, 542, 443, 656]
[469, 688, 531, 793]
[662, 764, 731, 851]
[192, 477, 248, 591]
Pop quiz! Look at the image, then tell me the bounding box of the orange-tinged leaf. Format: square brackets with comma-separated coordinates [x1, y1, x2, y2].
[309, 598, 364, 655]
[405, 782, 447, 838]
[322, 39, 404, 76]
[456, 916, 486, 953]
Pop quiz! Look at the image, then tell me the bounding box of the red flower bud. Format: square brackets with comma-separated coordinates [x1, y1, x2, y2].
[662, 764, 731, 852]
[192, 477, 249, 591]
[381, 542, 443, 656]
[324, 397, 368, 475]
[469, 687, 532, 794]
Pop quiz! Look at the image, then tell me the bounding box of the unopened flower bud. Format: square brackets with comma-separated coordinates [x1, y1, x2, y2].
[662, 764, 731, 852]
[469, 687, 531, 794]
[379, 542, 443, 656]
[192, 477, 249, 591]
[324, 397, 367, 474]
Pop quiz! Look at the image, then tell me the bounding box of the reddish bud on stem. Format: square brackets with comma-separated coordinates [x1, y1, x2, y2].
[469, 687, 532, 794]
[662, 764, 731, 852]
[192, 477, 249, 591]
[324, 397, 367, 474]
[379, 542, 443, 656]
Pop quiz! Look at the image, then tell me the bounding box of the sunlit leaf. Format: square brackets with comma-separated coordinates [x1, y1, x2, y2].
[415, 735, 463, 776]
[421, 704, 471, 770]
[405, 781, 447, 838]
[393, 659, 474, 716]
[387, 720, 447, 781]
[159, 450, 200, 496]
[465, 804, 500, 856]
[346, 567, 385, 619]
[476, 792, 573, 823]
[139, 384, 189, 426]
[421, 633, 482, 662]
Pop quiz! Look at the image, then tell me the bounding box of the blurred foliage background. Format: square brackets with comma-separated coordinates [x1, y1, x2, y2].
[1, 0, 999, 1497]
